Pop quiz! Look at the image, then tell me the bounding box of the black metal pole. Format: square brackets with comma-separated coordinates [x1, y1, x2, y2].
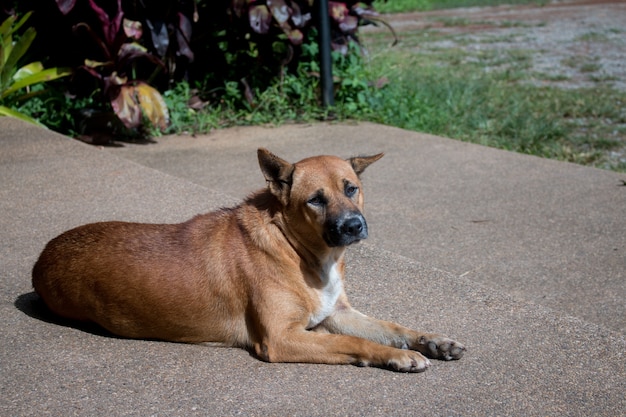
[317, 0, 334, 107]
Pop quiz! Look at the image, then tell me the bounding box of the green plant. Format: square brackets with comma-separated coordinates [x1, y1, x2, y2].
[58, 0, 169, 132]
[162, 81, 221, 134]
[16, 84, 93, 134]
[11, 0, 390, 137]
[0, 12, 71, 126]
[161, 33, 383, 133]
[375, 0, 432, 14]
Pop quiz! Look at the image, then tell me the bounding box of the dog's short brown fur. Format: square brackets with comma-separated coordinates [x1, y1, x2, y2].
[32, 148, 464, 372]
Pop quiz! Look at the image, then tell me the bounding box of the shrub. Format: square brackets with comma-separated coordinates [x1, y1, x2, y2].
[0, 12, 71, 126]
[7, 0, 386, 138]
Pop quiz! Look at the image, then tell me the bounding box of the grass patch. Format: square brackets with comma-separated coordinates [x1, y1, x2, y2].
[576, 32, 610, 42]
[562, 55, 599, 71]
[375, 0, 547, 14]
[374, 0, 433, 14]
[356, 26, 626, 171]
[432, 17, 475, 27]
[364, 58, 566, 157]
[580, 62, 601, 73]
[364, 61, 624, 169]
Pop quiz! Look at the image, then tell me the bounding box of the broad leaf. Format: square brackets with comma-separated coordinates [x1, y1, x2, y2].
[55, 0, 77, 15]
[13, 62, 44, 81]
[1, 27, 36, 88]
[249, 5, 272, 35]
[2, 67, 72, 100]
[339, 15, 358, 33]
[84, 59, 110, 69]
[266, 0, 305, 45]
[145, 19, 169, 58]
[0, 15, 16, 38]
[231, 0, 247, 18]
[267, 0, 290, 24]
[290, 3, 311, 28]
[176, 12, 194, 61]
[117, 43, 165, 72]
[88, 0, 123, 46]
[123, 19, 143, 40]
[110, 84, 142, 129]
[119, 42, 148, 56]
[0, 12, 32, 37]
[110, 82, 169, 131]
[135, 82, 169, 131]
[329, 2, 349, 23]
[0, 104, 46, 127]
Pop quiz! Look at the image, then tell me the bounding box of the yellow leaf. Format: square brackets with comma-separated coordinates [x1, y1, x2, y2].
[110, 82, 169, 131]
[135, 82, 170, 131]
[84, 59, 109, 68]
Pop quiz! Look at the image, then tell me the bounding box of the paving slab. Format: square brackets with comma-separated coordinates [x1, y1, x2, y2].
[1, 118, 624, 416]
[109, 122, 626, 334]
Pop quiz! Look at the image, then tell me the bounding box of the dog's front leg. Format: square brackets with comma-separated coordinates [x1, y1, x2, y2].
[254, 330, 431, 372]
[316, 301, 465, 361]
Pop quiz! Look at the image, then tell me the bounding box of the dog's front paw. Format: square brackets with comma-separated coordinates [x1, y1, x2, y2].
[418, 335, 466, 360]
[387, 350, 431, 373]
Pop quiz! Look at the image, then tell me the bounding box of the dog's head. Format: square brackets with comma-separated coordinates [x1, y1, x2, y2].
[258, 148, 383, 250]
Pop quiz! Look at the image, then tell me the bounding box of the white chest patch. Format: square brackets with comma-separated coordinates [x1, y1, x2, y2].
[307, 261, 343, 329]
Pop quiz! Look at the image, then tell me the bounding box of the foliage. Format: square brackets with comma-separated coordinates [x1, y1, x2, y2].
[161, 34, 381, 135]
[53, 0, 169, 132]
[16, 84, 96, 135]
[6, 0, 389, 138]
[0, 12, 71, 126]
[4, 0, 623, 173]
[358, 26, 626, 171]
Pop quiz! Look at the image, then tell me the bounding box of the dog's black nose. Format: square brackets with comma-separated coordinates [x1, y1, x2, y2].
[341, 216, 365, 237]
[324, 213, 368, 247]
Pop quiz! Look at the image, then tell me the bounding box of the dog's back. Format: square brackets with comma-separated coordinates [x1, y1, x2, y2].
[32, 193, 286, 346]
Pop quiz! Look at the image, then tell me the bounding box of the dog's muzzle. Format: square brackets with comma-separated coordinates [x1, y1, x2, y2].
[323, 212, 368, 247]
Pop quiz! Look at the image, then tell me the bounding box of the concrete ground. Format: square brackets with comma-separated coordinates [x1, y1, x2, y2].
[1, 118, 624, 416]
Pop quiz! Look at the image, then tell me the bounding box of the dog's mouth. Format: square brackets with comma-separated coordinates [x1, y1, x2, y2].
[323, 213, 368, 248]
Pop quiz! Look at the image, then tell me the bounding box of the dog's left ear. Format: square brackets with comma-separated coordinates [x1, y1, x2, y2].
[258, 148, 295, 205]
[348, 153, 384, 176]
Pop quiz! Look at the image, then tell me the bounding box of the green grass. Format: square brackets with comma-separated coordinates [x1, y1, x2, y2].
[375, 0, 547, 14]
[575, 32, 610, 42]
[356, 27, 626, 171]
[365, 61, 567, 156]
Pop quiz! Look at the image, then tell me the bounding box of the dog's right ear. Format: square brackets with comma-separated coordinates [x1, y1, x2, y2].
[258, 148, 294, 205]
[349, 153, 384, 177]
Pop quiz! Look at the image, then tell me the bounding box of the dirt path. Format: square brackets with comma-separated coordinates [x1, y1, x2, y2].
[369, 0, 626, 91]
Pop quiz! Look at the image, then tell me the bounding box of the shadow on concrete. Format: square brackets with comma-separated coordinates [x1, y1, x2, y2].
[14, 291, 118, 339]
[14, 291, 262, 360]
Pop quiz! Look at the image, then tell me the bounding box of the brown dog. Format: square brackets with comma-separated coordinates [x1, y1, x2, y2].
[32, 148, 464, 372]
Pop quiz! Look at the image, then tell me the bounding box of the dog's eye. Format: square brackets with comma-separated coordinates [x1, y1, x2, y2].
[345, 185, 358, 198]
[308, 195, 325, 207]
